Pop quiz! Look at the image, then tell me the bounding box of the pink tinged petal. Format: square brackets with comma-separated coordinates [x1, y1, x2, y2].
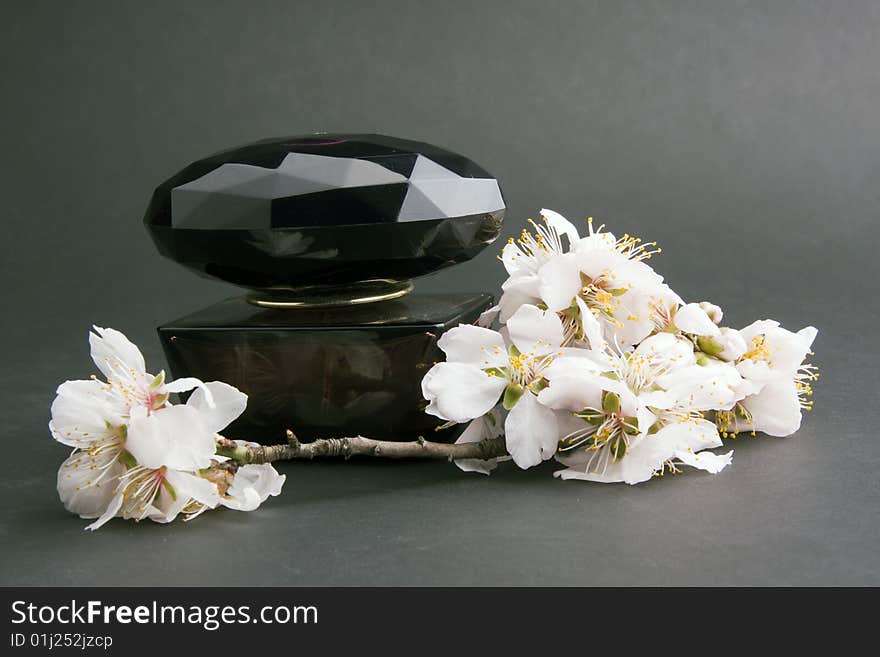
[741, 379, 803, 437]
[49, 379, 126, 448]
[673, 303, 720, 337]
[126, 405, 216, 471]
[537, 253, 582, 312]
[89, 326, 147, 383]
[437, 324, 507, 368]
[504, 392, 558, 469]
[506, 303, 565, 354]
[186, 381, 248, 434]
[421, 362, 507, 424]
[57, 450, 125, 519]
[221, 463, 286, 511]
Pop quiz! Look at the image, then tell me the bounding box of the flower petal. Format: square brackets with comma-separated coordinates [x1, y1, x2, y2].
[84, 489, 124, 531]
[89, 326, 148, 385]
[658, 362, 744, 412]
[151, 470, 222, 523]
[185, 381, 248, 435]
[741, 378, 803, 436]
[49, 379, 126, 448]
[453, 411, 503, 475]
[537, 253, 582, 312]
[504, 392, 558, 469]
[437, 324, 507, 368]
[57, 449, 125, 519]
[422, 362, 507, 424]
[221, 464, 286, 511]
[577, 296, 606, 349]
[539, 208, 581, 247]
[126, 405, 216, 471]
[674, 303, 721, 336]
[554, 441, 657, 485]
[476, 304, 500, 328]
[538, 372, 604, 412]
[506, 304, 565, 354]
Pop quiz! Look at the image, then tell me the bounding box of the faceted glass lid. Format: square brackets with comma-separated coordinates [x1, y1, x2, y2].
[145, 134, 505, 229]
[144, 134, 506, 294]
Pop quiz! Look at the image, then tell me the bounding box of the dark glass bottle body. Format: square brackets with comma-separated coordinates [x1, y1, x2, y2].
[159, 293, 492, 444]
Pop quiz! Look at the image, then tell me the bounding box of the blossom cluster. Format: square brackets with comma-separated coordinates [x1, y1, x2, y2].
[422, 210, 818, 483]
[51, 327, 284, 529]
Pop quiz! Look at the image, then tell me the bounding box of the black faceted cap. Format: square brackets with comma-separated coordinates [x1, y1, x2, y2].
[145, 134, 504, 229]
[144, 134, 505, 291]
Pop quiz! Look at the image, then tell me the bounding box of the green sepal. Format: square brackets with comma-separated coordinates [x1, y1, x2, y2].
[622, 416, 640, 435]
[150, 392, 170, 410]
[161, 478, 177, 501]
[149, 370, 166, 390]
[602, 391, 621, 414]
[575, 408, 604, 424]
[695, 353, 711, 366]
[611, 435, 627, 460]
[528, 378, 549, 394]
[502, 383, 525, 410]
[119, 449, 138, 468]
[696, 336, 723, 357]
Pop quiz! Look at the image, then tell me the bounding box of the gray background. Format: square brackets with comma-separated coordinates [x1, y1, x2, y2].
[2, 0, 878, 585]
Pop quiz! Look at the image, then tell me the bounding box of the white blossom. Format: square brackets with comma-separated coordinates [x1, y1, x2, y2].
[539, 333, 736, 484]
[422, 304, 569, 469]
[51, 327, 283, 529]
[716, 320, 819, 437]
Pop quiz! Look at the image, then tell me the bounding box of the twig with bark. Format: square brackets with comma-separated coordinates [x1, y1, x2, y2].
[216, 430, 508, 465]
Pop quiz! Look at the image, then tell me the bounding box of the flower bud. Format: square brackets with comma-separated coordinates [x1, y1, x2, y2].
[674, 303, 719, 337]
[697, 327, 746, 362]
[698, 301, 723, 325]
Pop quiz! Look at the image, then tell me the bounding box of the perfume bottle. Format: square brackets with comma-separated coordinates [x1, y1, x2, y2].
[145, 134, 505, 443]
